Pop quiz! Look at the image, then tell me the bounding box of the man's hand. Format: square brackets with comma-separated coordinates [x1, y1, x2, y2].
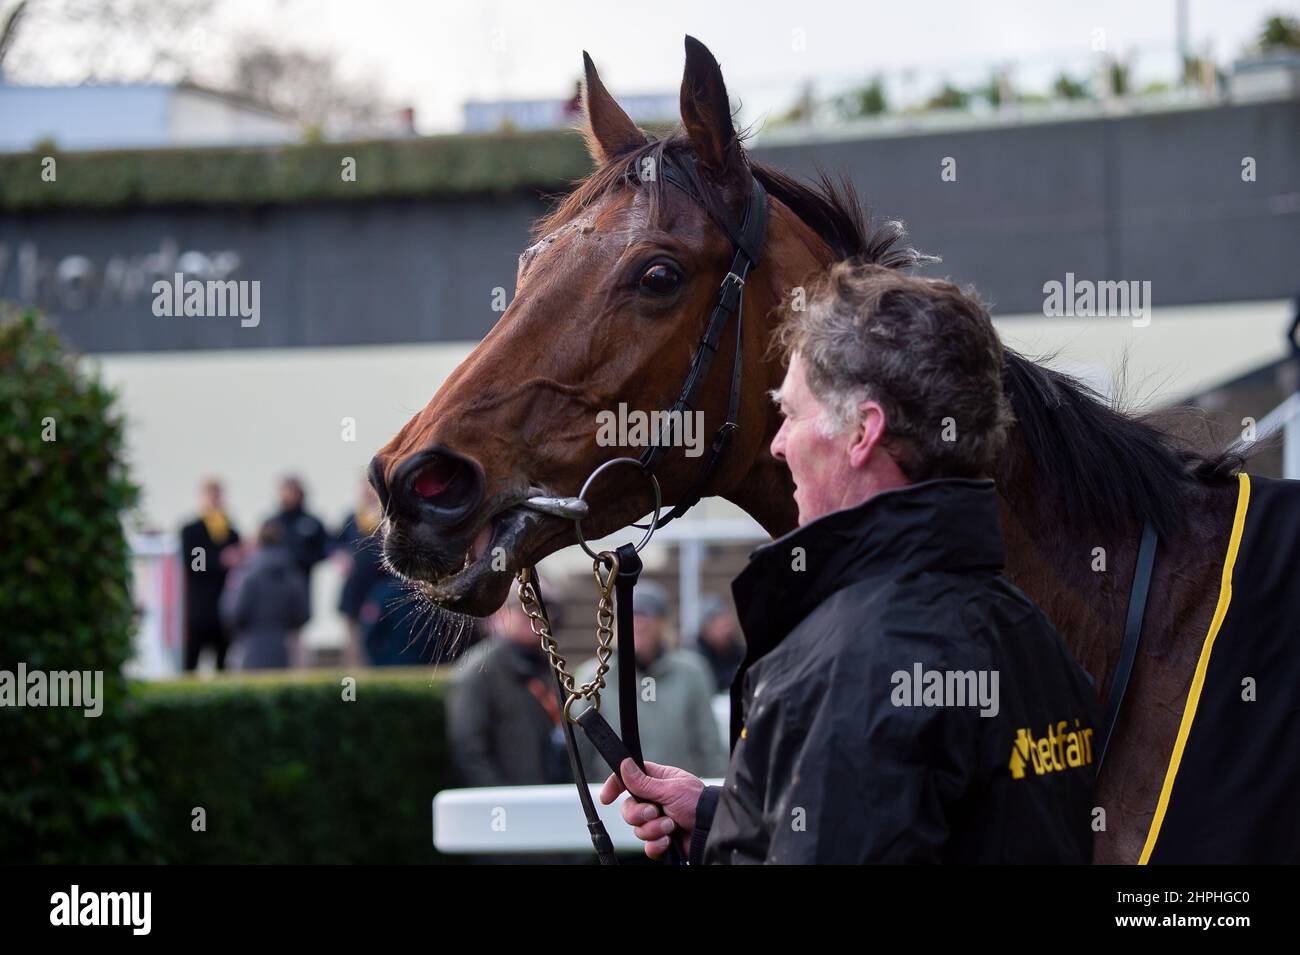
[599, 759, 704, 860]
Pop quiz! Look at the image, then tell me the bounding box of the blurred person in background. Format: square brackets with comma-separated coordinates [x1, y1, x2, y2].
[692, 594, 745, 693]
[220, 520, 310, 670]
[179, 478, 242, 671]
[356, 575, 456, 666]
[334, 478, 387, 667]
[574, 581, 727, 783]
[269, 475, 329, 613]
[446, 596, 570, 787]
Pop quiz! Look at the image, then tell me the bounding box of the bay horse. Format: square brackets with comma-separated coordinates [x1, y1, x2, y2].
[372, 37, 1270, 864]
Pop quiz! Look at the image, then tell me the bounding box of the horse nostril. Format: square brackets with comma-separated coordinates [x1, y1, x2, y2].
[413, 456, 460, 501]
[392, 447, 483, 523]
[368, 456, 391, 513]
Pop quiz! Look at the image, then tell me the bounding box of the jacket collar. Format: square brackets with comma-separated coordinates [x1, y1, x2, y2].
[731, 478, 1005, 666]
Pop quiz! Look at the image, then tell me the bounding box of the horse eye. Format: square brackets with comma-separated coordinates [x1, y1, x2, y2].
[638, 263, 681, 295]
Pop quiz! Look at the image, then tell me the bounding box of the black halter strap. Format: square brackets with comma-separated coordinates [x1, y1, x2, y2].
[572, 543, 687, 864]
[635, 160, 769, 529]
[526, 572, 619, 864]
[1097, 520, 1159, 773]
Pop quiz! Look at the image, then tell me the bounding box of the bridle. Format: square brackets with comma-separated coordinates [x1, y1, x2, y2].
[499, 147, 1160, 860]
[515, 157, 769, 864]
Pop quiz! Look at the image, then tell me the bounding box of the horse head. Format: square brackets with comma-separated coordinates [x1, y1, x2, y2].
[371, 37, 898, 616]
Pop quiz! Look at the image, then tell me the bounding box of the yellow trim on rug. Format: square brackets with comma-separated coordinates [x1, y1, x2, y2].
[1138, 472, 1251, 864]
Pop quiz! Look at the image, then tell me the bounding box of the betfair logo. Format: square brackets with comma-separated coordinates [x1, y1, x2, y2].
[1009, 720, 1094, 779]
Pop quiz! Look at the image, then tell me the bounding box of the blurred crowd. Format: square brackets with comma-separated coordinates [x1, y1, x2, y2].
[180, 473, 747, 804]
[180, 474, 446, 672]
[445, 577, 741, 806]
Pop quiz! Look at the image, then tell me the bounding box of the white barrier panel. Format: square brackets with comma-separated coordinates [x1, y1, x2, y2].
[433, 781, 724, 854]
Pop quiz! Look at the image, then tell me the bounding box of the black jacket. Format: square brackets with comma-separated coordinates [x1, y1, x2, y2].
[446, 637, 571, 787]
[270, 505, 329, 598]
[693, 478, 1099, 864]
[335, 511, 387, 621]
[180, 515, 240, 631]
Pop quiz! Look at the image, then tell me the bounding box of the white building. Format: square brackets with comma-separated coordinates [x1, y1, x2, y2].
[0, 81, 297, 152]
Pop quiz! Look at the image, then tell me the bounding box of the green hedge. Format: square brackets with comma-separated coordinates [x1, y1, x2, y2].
[0, 309, 459, 863]
[0, 306, 148, 864]
[0, 130, 595, 212]
[129, 670, 456, 864]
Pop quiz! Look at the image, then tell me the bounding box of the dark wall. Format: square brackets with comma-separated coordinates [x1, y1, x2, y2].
[753, 99, 1300, 313]
[1, 100, 1296, 354]
[0, 196, 543, 352]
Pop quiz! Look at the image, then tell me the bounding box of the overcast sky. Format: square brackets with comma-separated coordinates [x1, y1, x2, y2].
[220, 0, 1293, 130]
[23, 0, 1299, 131]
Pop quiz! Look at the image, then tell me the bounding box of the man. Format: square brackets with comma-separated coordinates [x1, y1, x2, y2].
[334, 477, 388, 666]
[179, 478, 241, 671]
[220, 520, 310, 670]
[448, 595, 584, 863]
[268, 475, 329, 614]
[691, 594, 746, 693]
[574, 581, 728, 783]
[446, 598, 572, 788]
[602, 263, 1100, 864]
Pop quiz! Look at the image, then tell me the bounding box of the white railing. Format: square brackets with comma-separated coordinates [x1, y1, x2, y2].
[435, 693, 730, 855]
[126, 533, 183, 679]
[433, 779, 726, 855]
[1253, 391, 1300, 479]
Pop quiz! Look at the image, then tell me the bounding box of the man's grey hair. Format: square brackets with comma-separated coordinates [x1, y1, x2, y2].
[772, 261, 1013, 482]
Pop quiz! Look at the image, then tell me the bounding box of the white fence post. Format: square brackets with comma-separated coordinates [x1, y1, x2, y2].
[1252, 391, 1300, 480]
[679, 537, 703, 648]
[1285, 406, 1300, 480]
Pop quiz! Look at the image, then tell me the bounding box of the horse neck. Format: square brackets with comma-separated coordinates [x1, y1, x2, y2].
[993, 427, 1129, 681]
[993, 422, 1236, 687]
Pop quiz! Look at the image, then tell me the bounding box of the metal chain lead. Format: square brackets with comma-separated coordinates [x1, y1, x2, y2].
[515, 552, 619, 721]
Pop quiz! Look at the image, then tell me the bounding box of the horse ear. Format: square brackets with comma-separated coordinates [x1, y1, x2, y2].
[582, 51, 647, 165]
[680, 36, 745, 185]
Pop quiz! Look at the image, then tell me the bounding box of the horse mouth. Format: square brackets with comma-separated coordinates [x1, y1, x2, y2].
[381, 503, 552, 616]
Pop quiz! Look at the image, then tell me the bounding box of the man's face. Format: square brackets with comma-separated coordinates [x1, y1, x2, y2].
[703, 613, 737, 648]
[495, 604, 536, 647]
[202, 483, 223, 511]
[770, 353, 859, 526]
[632, 613, 664, 665]
[280, 481, 303, 510]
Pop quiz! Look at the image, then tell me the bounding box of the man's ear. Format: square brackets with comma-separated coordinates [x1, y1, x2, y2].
[581, 51, 648, 165]
[847, 401, 888, 470]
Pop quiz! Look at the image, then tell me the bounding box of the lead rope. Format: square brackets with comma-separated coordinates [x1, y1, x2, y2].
[517, 566, 618, 864]
[517, 551, 685, 866]
[602, 542, 686, 865]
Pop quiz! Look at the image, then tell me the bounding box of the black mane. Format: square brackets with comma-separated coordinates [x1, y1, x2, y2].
[1002, 352, 1243, 538]
[750, 162, 923, 269]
